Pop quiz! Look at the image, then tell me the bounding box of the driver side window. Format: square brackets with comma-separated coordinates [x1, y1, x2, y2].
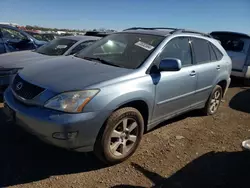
[1, 28, 27, 42]
[156, 37, 192, 67]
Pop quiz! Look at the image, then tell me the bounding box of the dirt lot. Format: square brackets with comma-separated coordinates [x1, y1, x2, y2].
[0, 78, 250, 188]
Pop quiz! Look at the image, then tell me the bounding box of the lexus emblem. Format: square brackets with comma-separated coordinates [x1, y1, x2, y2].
[16, 82, 23, 91]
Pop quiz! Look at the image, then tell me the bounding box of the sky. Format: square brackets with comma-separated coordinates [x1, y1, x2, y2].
[0, 0, 250, 33]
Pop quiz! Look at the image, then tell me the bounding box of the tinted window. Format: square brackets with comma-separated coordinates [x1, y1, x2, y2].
[1, 28, 27, 42]
[192, 38, 210, 64]
[211, 43, 223, 60]
[36, 38, 77, 56]
[208, 43, 217, 61]
[158, 37, 192, 66]
[210, 33, 244, 52]
[76, 33, 164, 69]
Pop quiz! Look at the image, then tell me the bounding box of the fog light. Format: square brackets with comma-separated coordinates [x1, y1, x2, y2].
[52, 131, 78, 140]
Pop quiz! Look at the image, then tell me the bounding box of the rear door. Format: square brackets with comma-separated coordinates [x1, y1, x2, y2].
[190, 37, 221, 105]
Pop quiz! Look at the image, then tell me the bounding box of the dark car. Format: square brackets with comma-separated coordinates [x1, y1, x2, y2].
[0, 35, 100, 94]
[27, 32, 59, 42]
[0, 24, 47, 54]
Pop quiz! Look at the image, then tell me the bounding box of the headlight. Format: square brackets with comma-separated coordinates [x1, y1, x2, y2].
[44, 90, 99, 113]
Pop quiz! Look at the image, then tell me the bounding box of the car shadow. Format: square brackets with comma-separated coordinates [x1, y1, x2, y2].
[147, 109, 205, 134]
[0, 108, 106, 187]
[229, 89, 250, 113]
[113, 151, 250, 188]
[229, 76, 248, 89]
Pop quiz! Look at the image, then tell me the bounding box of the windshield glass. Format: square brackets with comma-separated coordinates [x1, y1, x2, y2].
[28, 33, 44, 41]
[211, 33, 245, 52]
[75, 33, 164, 69]
[36, 38, 77, 55]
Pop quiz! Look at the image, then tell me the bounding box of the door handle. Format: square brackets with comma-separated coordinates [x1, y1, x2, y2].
[190, 71, 196, 76]
[216, 65, 221, 70]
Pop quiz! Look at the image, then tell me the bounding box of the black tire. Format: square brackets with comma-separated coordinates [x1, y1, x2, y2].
[203, 85, 223, 115]
[244, 78, 250, 86]
[94, 107, 144, 165]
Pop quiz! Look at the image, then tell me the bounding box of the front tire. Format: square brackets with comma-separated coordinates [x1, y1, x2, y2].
[203, 85, 223, 115]
[94, 107, 144, 164]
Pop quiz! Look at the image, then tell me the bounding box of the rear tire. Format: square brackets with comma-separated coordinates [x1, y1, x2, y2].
[94, 107, 144, 165]
[203, 85, 223, 115]
[244, 78, 250, 86]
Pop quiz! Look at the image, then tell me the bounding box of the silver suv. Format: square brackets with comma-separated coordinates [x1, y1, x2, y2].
[4, 27, 232, 164]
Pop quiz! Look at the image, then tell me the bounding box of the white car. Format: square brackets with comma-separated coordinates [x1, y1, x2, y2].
[211, 31, 250, 81]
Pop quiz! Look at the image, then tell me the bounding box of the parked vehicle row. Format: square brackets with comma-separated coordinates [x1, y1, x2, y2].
[0, 34, 106, 94]
[210, 31, 250, 80]
[2, 27, 232, 164]
[0, 24, 47, 54]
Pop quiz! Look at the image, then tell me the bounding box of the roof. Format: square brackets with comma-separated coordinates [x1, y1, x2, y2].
[59, 35, 101, 41]
[210, 31, 250, 39]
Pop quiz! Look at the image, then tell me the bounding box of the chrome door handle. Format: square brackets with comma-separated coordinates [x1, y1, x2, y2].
[216, 65, 221, 70]
[190, 71, 196, 76]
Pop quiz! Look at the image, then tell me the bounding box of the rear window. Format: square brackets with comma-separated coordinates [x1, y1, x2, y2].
[210, 43, 223, 60]
[210, 33, 245, 52]
[191, 38, 210, 64]
[208, 43, 217, 62]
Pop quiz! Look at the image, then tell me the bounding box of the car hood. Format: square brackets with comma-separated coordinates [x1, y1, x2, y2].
[0, 51, 53, 68]
[19, 56, 133, 93]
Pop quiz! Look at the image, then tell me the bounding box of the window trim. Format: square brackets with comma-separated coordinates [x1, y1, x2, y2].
[152, 36, 194, 68]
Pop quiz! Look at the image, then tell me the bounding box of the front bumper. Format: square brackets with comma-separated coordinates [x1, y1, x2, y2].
[3, 88, 111, 152]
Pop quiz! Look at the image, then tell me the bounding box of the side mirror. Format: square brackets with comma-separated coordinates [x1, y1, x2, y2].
[159, 58, 182, 72]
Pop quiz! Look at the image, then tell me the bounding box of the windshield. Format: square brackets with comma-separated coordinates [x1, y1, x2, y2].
[75, 33, 164, 69]
[211, 33, 245, 52]
[36, 38, 77, 56]
[28, 33, 44, 41]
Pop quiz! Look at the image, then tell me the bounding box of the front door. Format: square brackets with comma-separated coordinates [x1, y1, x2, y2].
[152, 37, 197, 122]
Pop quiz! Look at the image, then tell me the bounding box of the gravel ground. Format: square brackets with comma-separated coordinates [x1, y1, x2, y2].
[0, 78, 250, 188]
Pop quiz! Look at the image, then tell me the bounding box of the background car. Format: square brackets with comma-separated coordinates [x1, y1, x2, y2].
[26, 32, 60, 42]
[0, 24, 47, 54]
[210, 31, 250, 81]
[0, 35, 101, 94]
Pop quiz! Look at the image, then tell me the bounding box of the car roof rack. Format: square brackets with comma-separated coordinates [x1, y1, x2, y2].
[123, 27, 213, 38]
[123, 27, 178, 32]
[173, 29, 213, 38]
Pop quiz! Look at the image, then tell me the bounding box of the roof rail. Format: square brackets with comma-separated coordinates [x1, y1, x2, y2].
[123, 27, 178, 32]
[123, 27, 213, 38]
[173, 29, 213, 38]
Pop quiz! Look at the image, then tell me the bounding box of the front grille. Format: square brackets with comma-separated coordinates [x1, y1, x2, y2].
[12, 74, 45, 100]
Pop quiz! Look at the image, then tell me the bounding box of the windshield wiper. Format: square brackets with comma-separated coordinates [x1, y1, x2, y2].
[83, 56, 120, 67]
